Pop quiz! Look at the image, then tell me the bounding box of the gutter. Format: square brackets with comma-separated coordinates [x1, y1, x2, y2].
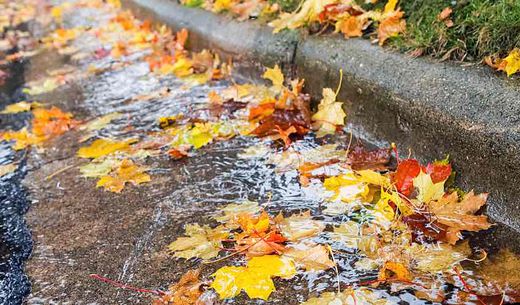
[122, 0, 520, 241]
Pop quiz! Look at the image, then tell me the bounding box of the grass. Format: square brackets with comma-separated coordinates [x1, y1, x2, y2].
[271, 0, 520, 61]
[393, 0, 520, 61]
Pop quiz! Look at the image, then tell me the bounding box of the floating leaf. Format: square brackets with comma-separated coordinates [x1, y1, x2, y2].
[284, 244, 334, 271]
[210, 255, 296, 300]
[168, 223, 229, 260]
[301, 288, 396, 305]
[276, 211, 324, 241]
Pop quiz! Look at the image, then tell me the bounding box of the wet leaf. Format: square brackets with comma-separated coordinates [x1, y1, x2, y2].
[214, 201, 261, 223]
[77, 138, 135, 159]
[81, 112, 122, 132]
[79, 157, 120, 178]
[427, 191, 492, 244]
[31, 106, 79, 138]
[378, 261, 412, 282]
[1, 128, 42, 150]
[23, 78, 59, 95]
[0, 163, 17, 177]
[413, 171, 445, 203]
[262, 65, 284, 89]
[393, 159, 421, 196]
[153, 269, 203, 305]
[301, 288, 396, 305]
[0, 101, 40, 114]
[168, 223, 229, 260]
[96, 159, 150, 192]
[412, 242, 470, 273]
[347, 145, 391, 170]
[284, 244, 334, 271]
[210, 255, 296, 300]
[275, 211, 324, 241]
[311, 88, 346, 137]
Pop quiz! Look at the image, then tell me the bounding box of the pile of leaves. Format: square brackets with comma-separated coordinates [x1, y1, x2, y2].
[180, 0, 520, 77]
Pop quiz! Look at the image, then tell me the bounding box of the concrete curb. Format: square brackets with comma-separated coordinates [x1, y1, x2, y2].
[123, 0, 520, 234]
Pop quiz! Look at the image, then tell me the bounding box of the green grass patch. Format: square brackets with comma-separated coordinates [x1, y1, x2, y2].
[392, 0, 520, 61]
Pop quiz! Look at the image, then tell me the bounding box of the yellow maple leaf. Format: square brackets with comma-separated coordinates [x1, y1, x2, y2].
[96, 159, 150, 193]
[1, 128, 42, 150]
[211, 255, 296, 300]
[187, 123, 213, 149]
[499, 48, 520, 76]
[262, 65, 284, 89]
[168, 223, 229, 259]
[311, 88, 346, 137]
[323, 173, 368, 202]
[412, 171, 445, 203]
[77, 138, 135, 159]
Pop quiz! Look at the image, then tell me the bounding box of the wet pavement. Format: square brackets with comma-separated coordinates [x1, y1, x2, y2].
[0, 0, 519, 304]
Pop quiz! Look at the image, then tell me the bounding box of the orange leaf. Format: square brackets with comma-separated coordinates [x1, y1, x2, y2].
[378, 261, 412, 282]
[341, 16, 363, 38]
[378, 11, 406, 46]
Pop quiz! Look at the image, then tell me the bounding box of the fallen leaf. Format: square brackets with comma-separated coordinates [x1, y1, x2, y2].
[0, 101, 40, 114]
[413, 171, 445, 203]
[152, 269, 203, 305]
[301, 288, 396, 305]
[311, 88, 346, 137]
[427, 191, 492, 244]
[269, 0, 336, 33]
[438, 7, 452, 21]
[347, 144, 391, 170]
[378, 10, 406, 46]
[168, 223, 229, 260]
[262, 65, 284, 90]
[340, 15, 363, 38]
[79, 157, 120, 178]
[378, 261, 412, 282]
[284, 244, 334, 271]
[81, 112, 122, 132]
[23, 78, 59, 95]
[210, 255, 296, 300]
[1, 128, 42, 150]
[498, 48, 520, 76]
[393, 159, 421, 196]
[96, 159, 150, 192]
[275, 211, 324, 241]
[0, 163, 17, 177]
[77, 138, 135, 159]
[215, 201, 261, 223]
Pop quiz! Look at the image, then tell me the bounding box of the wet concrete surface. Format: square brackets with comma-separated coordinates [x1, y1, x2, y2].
[0, 1, 518, 304]
[122, 0, 520, 234]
